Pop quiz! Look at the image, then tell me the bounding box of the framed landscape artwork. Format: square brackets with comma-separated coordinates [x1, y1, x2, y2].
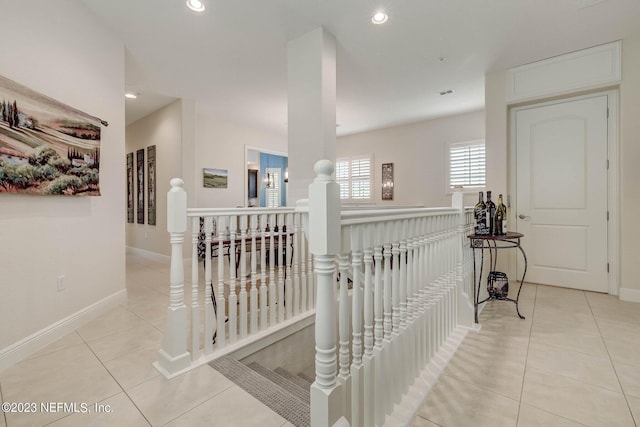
[0, 74, 104, 196]
[203, 168, 228, 188]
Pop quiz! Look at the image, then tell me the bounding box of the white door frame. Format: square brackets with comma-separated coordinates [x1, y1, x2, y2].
[508, 89, 619, 295]
[244, 145, 288, 208]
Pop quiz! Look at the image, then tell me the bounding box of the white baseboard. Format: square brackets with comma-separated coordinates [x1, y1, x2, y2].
[619, 288, 640, 303]
[0, 289, 127, 373]
[126, 246, 170, 263]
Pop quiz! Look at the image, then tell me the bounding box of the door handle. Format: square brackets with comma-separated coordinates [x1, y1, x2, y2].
[518, 214, 531, 220]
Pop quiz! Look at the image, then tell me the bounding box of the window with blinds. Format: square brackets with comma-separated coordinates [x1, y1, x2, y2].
[265, 168, 280, 208]
[336, 155, 373, 202]
[448, 140, 485, 189]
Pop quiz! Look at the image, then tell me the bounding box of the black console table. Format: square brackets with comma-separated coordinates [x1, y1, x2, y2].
[467, 232, 527, 324]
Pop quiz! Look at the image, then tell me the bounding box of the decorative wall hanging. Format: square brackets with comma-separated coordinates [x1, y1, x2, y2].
[0, 74, 107, 196]
[382, 162, 394, 200]
[147, 145, 156, 226]
[126, 152, 134, 223]
[203, 168, 228, 188]
[136, 149, 144, 224]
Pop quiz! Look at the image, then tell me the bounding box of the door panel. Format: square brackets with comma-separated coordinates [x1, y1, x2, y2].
[516, 95, 608, 292]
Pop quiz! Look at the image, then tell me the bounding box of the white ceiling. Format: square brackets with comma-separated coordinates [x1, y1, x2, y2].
[82, 0, 640, 135]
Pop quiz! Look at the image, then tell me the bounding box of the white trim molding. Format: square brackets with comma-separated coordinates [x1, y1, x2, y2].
[0, 289, 127, 373]
[619, 288, 640, 303]
[126, 246, 171, 263]
[507, 41, 621, 103]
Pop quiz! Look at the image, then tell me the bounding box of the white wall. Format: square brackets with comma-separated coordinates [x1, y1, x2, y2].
[196, 116, 287, 208]
[485, 33, 640, 295]
[126, 101, 182, 256]
[337, 110, 485, 207]
[0, 1, 125, 350]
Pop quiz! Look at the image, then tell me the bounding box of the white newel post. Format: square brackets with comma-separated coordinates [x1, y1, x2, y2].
[155, 178, 191, 377]
[308, 160, 344, 427]
[452, 190, 474, 329]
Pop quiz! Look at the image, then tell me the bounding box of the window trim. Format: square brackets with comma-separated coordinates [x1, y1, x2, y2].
[336, 154, 374, 204]
[447, 139, 486, 193]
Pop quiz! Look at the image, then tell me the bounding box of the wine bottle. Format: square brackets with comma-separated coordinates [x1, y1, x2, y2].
[495, 194, 507, 235]
[485, 191, 496, 235]
[474, 192, 487, 235]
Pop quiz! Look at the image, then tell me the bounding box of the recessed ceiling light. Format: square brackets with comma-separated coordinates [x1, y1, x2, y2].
[371, 11, 388, 24]
[186, 0, 205, 12]
[125, 92, 138, 99]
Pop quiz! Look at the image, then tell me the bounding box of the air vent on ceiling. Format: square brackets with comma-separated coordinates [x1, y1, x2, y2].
[440, 89, 455, 96]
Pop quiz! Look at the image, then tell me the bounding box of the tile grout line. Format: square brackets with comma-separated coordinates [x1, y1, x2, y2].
[518, 287, 592, 427]
[0, 379, 7, 427]
[514, 283, 537, 426]
[159, 381, 236, 426]
[76, 316, 154, 427]
[586, 293, 639, 427]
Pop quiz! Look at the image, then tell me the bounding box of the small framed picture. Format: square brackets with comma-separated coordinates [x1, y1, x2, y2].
[382, 163, 394, 200]
[203, 168, 228, 188]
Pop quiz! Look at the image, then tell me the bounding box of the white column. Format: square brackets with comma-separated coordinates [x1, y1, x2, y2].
[287, 28, 337, 203]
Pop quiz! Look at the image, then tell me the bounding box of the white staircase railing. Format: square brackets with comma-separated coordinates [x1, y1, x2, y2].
[298, 161, 475, 427]
[154, 178, 315, 378]
[156, 163, 476, 425]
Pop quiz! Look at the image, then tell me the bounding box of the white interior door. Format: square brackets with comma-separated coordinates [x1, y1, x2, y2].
[515, 95, 608, 292]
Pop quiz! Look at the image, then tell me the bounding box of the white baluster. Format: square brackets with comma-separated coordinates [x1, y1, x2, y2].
[383, 241, 393, 342]
[277, 213, 285, 323]
[362, 226, 374, 427]
[190, 217, 200, 360]
[300, 216, 308, 313]
[250, 215, 258, 335]
[259, 214, 268, 331]
[293, 213, 301, 316]
[373, 224, 385, 426]
[269, 213, 277, 326]
[217, 216, 227, 349]
[391, 236, 401, 404]
[351, 226, 364, 427]
[308, 247, 314, 309]
[204, 216, 215, 355]
[229, 215, 238, 343]
[382, 240, 393, 416]
[239, 215, 248, 339]
[285, 213, 293, 319]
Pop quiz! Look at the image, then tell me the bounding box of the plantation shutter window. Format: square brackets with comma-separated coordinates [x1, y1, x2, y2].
[336, 155, 373, 202]
[449, 140, 485, 189]
[265, 168, 280, 208]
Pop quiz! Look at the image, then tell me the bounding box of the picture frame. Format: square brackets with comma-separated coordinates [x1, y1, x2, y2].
[147, 145, 156, 225]
[203, 168, 228, 188]
[136, 149, 144, 224]
[382, 162, 394, 200]
[126, 152, 134, 223]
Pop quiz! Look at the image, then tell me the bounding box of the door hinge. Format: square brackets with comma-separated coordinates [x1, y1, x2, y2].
[607, 263, 610, 273]
[607, 211, 610, 221]
[607, 159, 610, 170]
[607, 107, 610, 118]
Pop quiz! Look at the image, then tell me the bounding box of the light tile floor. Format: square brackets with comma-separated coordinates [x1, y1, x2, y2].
[0, 254, 290, 427]
[414, 282, 640, 427]
[1, 253, 639, 426]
